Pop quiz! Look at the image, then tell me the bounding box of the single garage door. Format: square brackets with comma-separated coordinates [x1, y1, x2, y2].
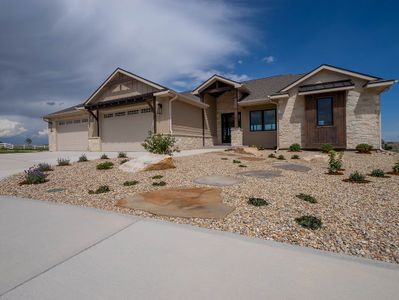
[101, 108, 153, 151]
[57, 118, 89, 151]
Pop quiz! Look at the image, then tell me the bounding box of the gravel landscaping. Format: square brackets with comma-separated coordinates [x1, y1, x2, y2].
[1, 150, 399, 264]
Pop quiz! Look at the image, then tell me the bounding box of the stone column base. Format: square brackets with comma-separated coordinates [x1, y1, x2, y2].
[88, 137, 101, 151]
[231, 128, 243, 147]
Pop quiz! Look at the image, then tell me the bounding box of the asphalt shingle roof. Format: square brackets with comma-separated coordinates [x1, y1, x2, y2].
[43, 104, 84, 118]
[240, 74, 304, 101]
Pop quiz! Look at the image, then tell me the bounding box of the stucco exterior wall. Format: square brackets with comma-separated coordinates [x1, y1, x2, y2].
[171, 100, 205, 138]
[241, 103, 278, 148]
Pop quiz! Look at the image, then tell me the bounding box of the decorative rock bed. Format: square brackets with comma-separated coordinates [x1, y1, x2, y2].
[193, 175, 243, 186]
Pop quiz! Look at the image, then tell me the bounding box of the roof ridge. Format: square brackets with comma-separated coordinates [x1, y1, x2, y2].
[242, 73, 304, 83]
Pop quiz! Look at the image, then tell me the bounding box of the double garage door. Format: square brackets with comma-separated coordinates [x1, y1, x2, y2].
[56, 118, 89, 151]
[100, 108, 153, 151]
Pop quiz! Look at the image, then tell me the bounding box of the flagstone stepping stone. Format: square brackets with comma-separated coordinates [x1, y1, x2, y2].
[237, 170, 282, 178]
[273, 162, 311, 172]
[193, 175, 243, 186]
[116, 187, 234, 219]
[46, 188, 65, 193]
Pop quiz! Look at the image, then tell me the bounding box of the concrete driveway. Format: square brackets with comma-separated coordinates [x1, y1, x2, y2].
[0, 149, 222, 179]
[0, 196, 398, 300]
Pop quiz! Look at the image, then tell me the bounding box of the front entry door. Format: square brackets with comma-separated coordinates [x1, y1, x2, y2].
[221, 113, 241, 144]
[305, 91, 346, 149]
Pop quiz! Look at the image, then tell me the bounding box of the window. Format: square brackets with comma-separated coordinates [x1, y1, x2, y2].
[74, 119, 81, 124]
[58, 121, 65, 126]
[250, 109, 276, 131]
[81, 119, 88, 123]
[104, 113, 113, 118]
[128, 110, 139, 115]
[66, 120, 73, 125]
[317, 97, 333, 126]
[115, 112, 126, 117]
[141, 108, 152, 113]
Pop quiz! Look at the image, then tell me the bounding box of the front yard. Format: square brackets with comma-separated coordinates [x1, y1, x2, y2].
[1, 150, 398, 264]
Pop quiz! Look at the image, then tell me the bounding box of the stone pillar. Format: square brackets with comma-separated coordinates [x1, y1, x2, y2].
[231, 128, 243, 147]
[88, 137, 101, 151]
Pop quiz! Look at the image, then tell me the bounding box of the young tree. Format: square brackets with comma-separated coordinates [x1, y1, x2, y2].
[25, 137, 32, 145]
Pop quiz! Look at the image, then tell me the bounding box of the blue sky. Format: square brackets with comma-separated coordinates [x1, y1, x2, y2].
[0, 0, 398, 144]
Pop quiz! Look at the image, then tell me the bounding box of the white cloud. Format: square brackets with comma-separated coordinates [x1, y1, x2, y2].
[237, 60, 243, 64]
[38, 129, 48, 136]
[262, 55, 275, 63]
[0, 119, 27, 137]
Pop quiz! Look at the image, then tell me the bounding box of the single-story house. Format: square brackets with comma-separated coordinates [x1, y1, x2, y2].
[44, 64, 396, 151]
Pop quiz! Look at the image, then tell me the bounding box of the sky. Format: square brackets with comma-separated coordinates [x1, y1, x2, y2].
[0, 0, 398, 144]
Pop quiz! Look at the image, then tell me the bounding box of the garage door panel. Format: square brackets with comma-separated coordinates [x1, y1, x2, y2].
[57, 119, 89, 151]
[101, 111, 153, 151]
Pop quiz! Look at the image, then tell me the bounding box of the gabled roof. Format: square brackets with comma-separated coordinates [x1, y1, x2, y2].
[192, 74, 243, 95]
[84, 67, 167, 105]
[279, 64, 380, 92]
[43, 104, 84, 119]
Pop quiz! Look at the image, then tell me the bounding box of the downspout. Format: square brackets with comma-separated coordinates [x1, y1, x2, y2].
[169, 94, 179, 134]
[269, 99, 280, 151]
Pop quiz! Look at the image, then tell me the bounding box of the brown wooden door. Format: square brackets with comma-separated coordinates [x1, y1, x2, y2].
[305, 91, 346, 149]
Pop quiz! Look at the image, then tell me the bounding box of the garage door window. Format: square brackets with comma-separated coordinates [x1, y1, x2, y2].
[74, 119, 81, 124]
[128, 110, 139, 115]
[141, 108, 152, 113]
[115, 112, 126, 117]
[104, 113, 113, 118]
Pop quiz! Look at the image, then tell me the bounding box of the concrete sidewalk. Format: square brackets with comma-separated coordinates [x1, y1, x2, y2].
[1, 196, 398, 300]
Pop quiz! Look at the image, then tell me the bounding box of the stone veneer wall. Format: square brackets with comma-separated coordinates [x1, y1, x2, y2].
[216, 90, 241, 144]
[48, 122, 57, 151]
[174, 135, 213, 150]
[230, 128, 243, 147]
[88, 137, 101, 151]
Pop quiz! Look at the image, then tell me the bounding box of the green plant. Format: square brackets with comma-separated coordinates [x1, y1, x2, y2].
[348, 171, 366, 182]
[356, 143, 373, 153]
[296, 193, 317, 204]
[57, 158, 70, 166]
[120, 159, 129, 165]
[291, 154, 300, 159]
[100, 154, 109, 159]
[221, 157, 228, 160]
[233, 160, 241, 164]
[268, 153, 276, 158]
[239, 164, 247, 168]
[328, 150, 344, 174]
[289, 143, 301, 152]
[142, 132, 177, 155]
[370, 169, 385, 177]
[78, 154, 88, 162]
[96, 161, 114, 170]
[37, 163, 53, 172]
[123, 180, 139, 186]
[320, 143, 333, 153]
[152, 181, 167, 186]
[247, 197, 269, 206]
[118, 152, 127, 158]
[23, 167, 47, 184]
[257, 146, 266, 151]
[295, 215, 322, 230]
[277, 155, 285, 160]
[88, 185, 110, 194]
[152, 175, 163, 179]
[392, 162, 399, 173]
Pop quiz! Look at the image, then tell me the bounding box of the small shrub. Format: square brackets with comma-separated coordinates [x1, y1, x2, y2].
[348, 171, 366, 182]
[356, 143, 373, 153]
[37, 163, 53, 172]
[296, 193, 317, 204]
[233, 160, 241, 164]
[239, 164, 247, 168]
[123, 180, 139, 186]
[57, 158, 70, 166]
[96, 161, 114, 170]
[120, 159, 129, 165]
[289, 143, 301, 152]
[100, 154, 109, 159]
[370, 169, 385, 177]
[277, 155, 285, 160]
[78, 154, 88, 162]
[392, 162, 399, 173]
[23, 167, 47, 184]
[221, 157, 228, 160]
[152, 181, 167, 186]
[295, 215, 322, 230]
[248, 197, 269, 206]
[142, 132, 177, 155]
[328, 150, 344, 174]
[268, 153, 276, 158]
[88, 185, 110, 194]
[152, 174, 163, 179]
[320, 143, 333, 153]
[291, 154, 300, 160]
[257, 146, 265, 151]
[118, 152, 127, 158]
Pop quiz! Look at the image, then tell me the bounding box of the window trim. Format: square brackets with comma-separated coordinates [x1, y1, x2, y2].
[316, 96, 333, 127]
[249, 109, 277, 132]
